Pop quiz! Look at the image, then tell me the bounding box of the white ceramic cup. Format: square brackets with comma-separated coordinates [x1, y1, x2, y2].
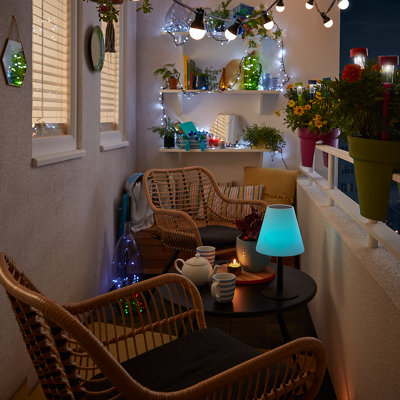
[211, 272, 236, 303]
[196, 245, 216, 267]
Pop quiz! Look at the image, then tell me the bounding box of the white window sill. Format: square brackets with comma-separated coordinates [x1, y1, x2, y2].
[100, 141, 129, 152]
[32, 149, 86, 167]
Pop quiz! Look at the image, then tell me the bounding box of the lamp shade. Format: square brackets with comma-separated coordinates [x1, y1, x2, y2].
[256, 205, 304, 257]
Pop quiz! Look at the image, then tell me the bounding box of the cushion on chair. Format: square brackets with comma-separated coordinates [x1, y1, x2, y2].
[244, 167, 301, 205]
[198, 225, 241, 246]
[86, 328, 261, 396]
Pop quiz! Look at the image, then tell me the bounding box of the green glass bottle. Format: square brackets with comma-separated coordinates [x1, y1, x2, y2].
[243, 52, 262, 90]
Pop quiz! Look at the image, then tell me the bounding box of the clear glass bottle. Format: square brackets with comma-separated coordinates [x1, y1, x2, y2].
[111, 222, 143, 289]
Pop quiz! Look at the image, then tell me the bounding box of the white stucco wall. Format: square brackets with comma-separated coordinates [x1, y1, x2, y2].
[136, 0, 340, 181]
[297, 179, 400, 400]
[0, 1, 137, 398]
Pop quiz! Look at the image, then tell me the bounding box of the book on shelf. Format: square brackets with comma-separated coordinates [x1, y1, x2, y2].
[183, 54, 189, 90]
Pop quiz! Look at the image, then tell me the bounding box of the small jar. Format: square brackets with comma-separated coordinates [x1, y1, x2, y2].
[295, 82, 304, 102]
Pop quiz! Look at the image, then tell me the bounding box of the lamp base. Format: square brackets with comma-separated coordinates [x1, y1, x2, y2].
[261, 286, 299, 301]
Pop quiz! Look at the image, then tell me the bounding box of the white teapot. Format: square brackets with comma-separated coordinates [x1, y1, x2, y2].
[174, 253, 213, 286]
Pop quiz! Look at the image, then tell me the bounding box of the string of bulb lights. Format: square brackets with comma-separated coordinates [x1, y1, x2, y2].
[170, 0, 349, 42]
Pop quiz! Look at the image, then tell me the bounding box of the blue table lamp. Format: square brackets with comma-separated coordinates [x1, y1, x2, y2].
[256, 205, 304, 300]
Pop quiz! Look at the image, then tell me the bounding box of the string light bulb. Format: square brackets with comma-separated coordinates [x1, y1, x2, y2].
[276, 0, 285, 12]
[337, 0, 349, 10]
[189, 8, 206, 40]
[321, 13, 333, 28]
[225, 20, 240, 41]
[305, 0, 314, 10]
[262, 13, 274, 30]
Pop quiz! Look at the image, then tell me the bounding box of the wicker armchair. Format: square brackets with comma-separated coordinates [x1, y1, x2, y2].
[143, 166, 268, 273]
[0, 252, 327, 400]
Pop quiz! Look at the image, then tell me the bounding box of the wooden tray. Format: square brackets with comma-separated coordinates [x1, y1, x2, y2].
[214, 264, 275, 285]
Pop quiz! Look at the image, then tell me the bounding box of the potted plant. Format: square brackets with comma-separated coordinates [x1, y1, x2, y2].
[235, 205, 270, 272]
[277, 80, 340, 168]
[149, 117, 178, 148]
[327, 59, 400, 221]
[193, 66, 221, 91]
[243, 124, 286, 159]
[208, 0, 232, 38]
[154, 63, 181, 89]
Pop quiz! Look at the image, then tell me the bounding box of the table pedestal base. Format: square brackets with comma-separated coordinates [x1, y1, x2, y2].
[262, 287, 299, 301]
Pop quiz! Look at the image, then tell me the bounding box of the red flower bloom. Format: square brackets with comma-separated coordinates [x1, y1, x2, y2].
[99, 5, 110, 12]
[372, 64, 381, 72]
[341, 64, 362, 82]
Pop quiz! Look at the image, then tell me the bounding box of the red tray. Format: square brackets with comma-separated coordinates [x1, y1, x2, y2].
[214, 264, 275, 285]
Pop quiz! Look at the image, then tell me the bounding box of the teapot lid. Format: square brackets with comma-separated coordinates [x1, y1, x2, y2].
[186, 253, 210, 266]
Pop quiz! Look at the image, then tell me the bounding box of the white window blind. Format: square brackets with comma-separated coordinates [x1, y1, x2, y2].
[32, 0, 70, 137]
[100, 20, 120, 132]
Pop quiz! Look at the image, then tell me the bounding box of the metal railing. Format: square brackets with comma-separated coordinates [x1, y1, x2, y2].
[300, 144, 400, 260]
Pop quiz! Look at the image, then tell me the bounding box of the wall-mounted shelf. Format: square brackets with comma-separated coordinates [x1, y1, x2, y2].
[160, 89, 281, 94]
[159, 147, 274, 167]
[160, 89, 281, 114]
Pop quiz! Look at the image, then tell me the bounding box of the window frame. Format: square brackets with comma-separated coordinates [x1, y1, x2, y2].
[99, 2, 129, 152]
[31, 0, 85, 167]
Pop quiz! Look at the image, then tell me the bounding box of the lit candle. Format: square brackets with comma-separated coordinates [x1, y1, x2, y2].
[228, 259, 242, 275]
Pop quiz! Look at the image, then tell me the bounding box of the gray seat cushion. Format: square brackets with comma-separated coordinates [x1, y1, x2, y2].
[86, 328, 261, 396]
[198, 225, 241, 247]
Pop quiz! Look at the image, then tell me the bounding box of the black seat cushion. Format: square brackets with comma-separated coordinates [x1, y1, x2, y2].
[198, 225, 241, 247]
[85, 328, 261, 395]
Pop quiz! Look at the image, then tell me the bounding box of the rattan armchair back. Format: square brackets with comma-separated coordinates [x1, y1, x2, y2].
[0, 252, 327, 400]
[143, 166, 267, 254]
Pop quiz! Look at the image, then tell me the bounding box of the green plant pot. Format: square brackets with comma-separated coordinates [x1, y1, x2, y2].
[236, 236, 270, 272]
[348, 136, 400, 222]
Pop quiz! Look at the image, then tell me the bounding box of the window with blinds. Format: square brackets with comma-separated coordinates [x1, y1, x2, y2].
[100, 20, 120, 132]
[32, 0, 70, 137]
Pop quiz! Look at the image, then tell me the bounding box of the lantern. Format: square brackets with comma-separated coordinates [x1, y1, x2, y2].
[378, 55, 399, 84]
[308, 80, 317, 100]
[350, 47, 368, 69]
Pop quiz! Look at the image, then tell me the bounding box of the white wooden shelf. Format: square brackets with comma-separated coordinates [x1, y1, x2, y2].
[159, 147, 272, 153]
[160, 89, 281, 94]
[159, 147, 274, 167]
[160, 89, 281, 113]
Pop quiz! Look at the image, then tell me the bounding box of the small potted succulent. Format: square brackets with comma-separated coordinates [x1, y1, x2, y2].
[149, 117, 178, 148]
[154, 63, 181, 89]
[235, 205, 270, 272]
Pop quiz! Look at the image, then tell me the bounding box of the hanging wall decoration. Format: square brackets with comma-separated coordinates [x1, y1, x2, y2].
[2, 16, 27, 87]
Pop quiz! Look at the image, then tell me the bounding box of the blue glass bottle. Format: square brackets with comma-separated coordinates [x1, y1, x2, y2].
[111, 222, 143, 289]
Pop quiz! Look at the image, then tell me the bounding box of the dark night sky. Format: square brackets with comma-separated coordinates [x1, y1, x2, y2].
[340, 0, 400, 70]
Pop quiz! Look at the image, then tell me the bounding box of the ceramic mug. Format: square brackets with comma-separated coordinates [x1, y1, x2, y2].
[196, 245, 215, 267]
[211, 272, 236, 303]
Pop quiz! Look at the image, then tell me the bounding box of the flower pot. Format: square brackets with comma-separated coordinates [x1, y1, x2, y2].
[236, 236, 270, 273]
[298, 127, 322, 167]
[163, 135, 175, 148]
[298, 127, 340, 168]
[168, 77, 178, 90]
[348, 136, 400, 222]
[321, 128, 340, 167]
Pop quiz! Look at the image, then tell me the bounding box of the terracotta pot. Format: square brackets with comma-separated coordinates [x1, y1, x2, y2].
[236, 236, 270, 273]
[168, 77, 178, 90]
[348, 136, 400, 221]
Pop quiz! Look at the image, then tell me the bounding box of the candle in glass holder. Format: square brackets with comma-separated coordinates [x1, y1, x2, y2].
[228, 259, 242, 276]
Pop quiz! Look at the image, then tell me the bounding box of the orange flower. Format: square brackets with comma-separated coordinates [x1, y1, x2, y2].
[286, 84, 294, 91]
[274, 110, 281, 116]
[304, 104, 311, 110]
[341, 64, 362, 82]
[288, 100, 295, 107]
[294, 106, 304, 116]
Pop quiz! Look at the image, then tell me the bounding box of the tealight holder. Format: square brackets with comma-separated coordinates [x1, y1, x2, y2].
[227, 260, 242, 276]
